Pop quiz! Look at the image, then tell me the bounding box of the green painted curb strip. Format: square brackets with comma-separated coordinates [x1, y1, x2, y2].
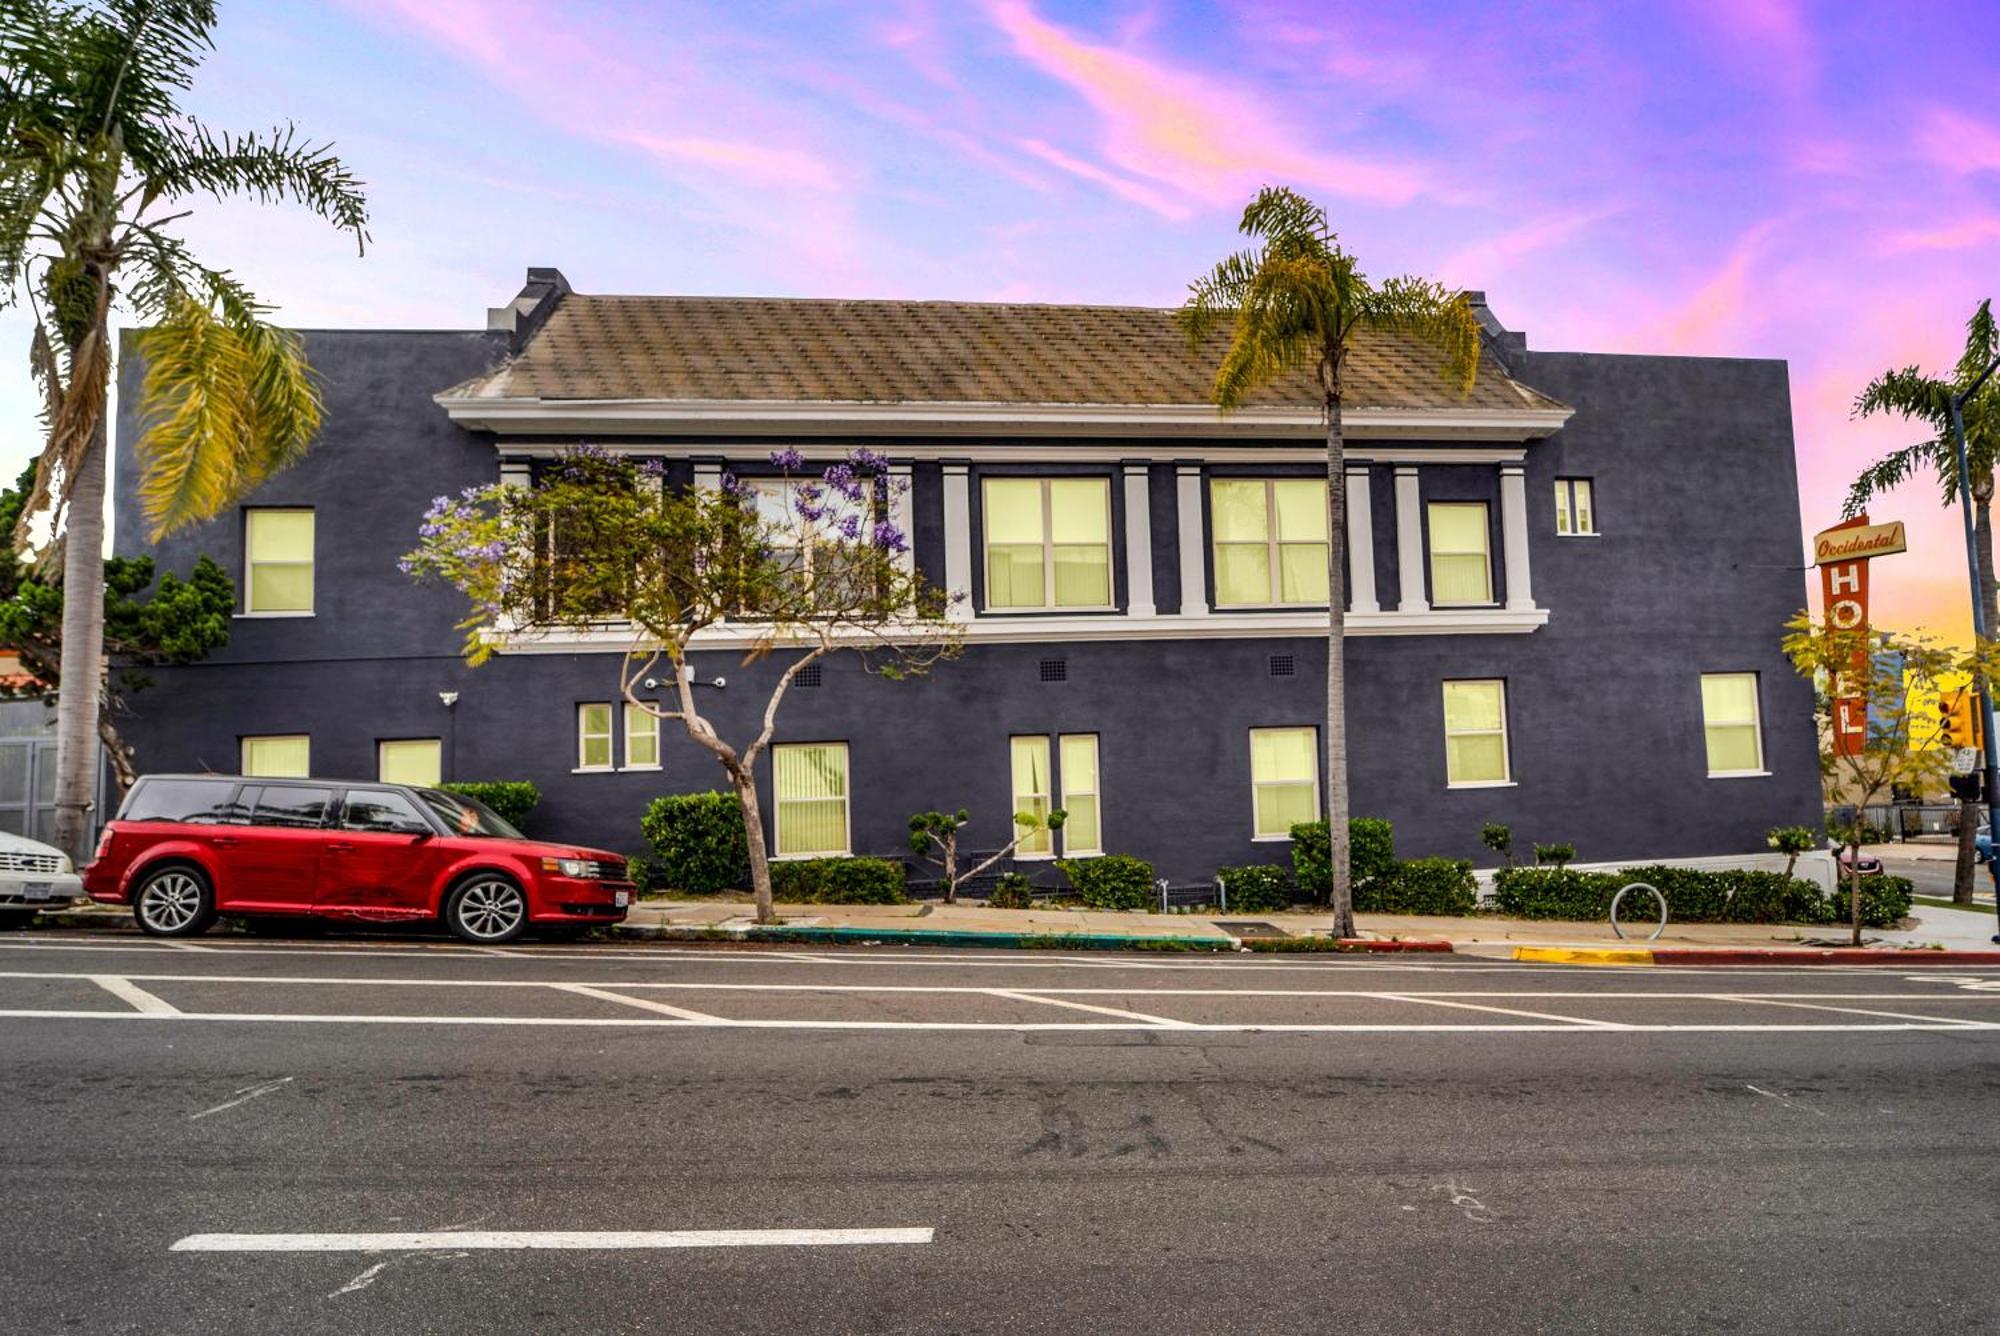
[615, 923, 1241, 952]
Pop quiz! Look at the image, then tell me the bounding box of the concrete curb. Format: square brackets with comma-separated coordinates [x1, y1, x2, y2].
[1515, 945, 2000, 966]
[613, 923, 1455, 954]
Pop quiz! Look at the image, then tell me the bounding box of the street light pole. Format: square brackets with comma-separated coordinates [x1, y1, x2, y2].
[1947, 365, 2000, 943]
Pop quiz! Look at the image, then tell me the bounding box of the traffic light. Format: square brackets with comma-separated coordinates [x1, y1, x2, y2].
[1941, 689, 1985, 750]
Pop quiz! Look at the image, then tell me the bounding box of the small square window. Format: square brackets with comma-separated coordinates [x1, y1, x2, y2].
[577, 703, 614, 771]
[1555, 479, 1596, 535]
[242, 734, 310, 778]
[378, 738, 441, 787]
[244, 509, 314, 614]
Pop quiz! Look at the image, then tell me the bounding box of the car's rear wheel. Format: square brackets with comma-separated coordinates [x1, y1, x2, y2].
[0, 908, 37, 931]
[134, 865, 216, 938]
[445, 875, 528, 944]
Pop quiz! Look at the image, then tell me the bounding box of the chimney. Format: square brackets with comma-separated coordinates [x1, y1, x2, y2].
[486, 267, 572, 351]
[1461, 289, 1528, 372]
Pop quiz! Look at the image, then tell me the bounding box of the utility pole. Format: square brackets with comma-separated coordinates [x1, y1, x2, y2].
[1948, 368, 2000, 943]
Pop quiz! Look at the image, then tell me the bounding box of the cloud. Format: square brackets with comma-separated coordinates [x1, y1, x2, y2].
[1435, 208, 1623, 287]
[982, 0, 1426, 211]
[1017, 138, 1192, 220]
[1650, 217, 1788, 354]
[1916, 106, 2000, 175]
[1882, 216, 2000, 253]
[1682, 0, 1817, 95]
[622, 136, 848, 196]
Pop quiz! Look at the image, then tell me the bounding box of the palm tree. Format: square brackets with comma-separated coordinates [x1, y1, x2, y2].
[1, 1, 368, 859]
[1182, 186, 1481, 937]
[1846, 298, 2000, 902]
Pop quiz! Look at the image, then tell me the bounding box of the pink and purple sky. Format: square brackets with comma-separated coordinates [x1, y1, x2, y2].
[8, 0, 1998, 638]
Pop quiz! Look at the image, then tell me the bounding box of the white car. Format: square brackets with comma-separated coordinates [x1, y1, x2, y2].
[0, 830, 82, 929]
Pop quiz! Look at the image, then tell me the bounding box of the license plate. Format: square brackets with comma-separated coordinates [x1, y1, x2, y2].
[22, 883, 55, 901]
[614, 891, 630, 909]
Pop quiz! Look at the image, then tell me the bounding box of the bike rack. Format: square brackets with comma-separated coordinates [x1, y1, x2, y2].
[1610, 881, 1667, 941]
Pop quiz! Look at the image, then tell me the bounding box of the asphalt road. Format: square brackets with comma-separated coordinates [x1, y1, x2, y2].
[4, 934, 1999, 1335]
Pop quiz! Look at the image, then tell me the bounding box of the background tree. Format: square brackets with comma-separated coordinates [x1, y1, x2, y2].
[1781, 614, 1988, 945]
[1765, 825, 1817, 881]
[1182, 186, 1482, 936]
[407, 446, 960, 924]
[0, 463, 231, 791]
[909, 806, 1065, 905]
[1845, 298, 2000, 901]
[1, 0, 368, 858]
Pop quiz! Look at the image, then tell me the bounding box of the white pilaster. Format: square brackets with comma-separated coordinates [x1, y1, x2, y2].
[693, 462, 722, 491]
[1499, 464, 1535, 611]
[499, 459, 531, 489]
[1175, 465, 1208, 617]
[942, 463, 973, 621]
[1394, 466, 1427, 614]
[1344, 467, 1378, 614]
[1123, 465, 1156, 618]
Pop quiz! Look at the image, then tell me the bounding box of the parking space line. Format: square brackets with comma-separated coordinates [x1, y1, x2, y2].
[1372, 992, 1633, 1028]
[983, 988, 1197, 1028]
[551, 983, 730, 1022]
[1715, 995, 2000, 1027]
[171, 1227, 936, 1252]
[89, 975, 181, 1015]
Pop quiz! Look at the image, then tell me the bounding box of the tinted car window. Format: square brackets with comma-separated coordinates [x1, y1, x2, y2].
[121, 778, 241, 824]
[341, 790, 433, 835]
[249, 786, 334, 829]
[416, 789, 524, 840]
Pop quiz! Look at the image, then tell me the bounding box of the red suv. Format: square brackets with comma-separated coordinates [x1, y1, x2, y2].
[84, 775, 634, 943]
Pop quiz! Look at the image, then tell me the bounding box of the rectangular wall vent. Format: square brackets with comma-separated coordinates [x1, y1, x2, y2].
[796, 663, 823, 688]
[1269, 654, 1296, 678]
[1039, 658, 1068, 683]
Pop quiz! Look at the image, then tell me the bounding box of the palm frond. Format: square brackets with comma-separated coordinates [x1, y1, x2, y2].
[1843, 440, 1950, 515]
[1364, 277, 1483, 394]
[1853, 364, 1953, 429]
[133, 286, 251, 537]
[145, 120, 369, 250]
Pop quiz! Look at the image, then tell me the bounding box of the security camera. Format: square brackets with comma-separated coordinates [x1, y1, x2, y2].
[642, 677, 660, 690]
[438, 691, 459, 708]
[711, 676, 727, 690]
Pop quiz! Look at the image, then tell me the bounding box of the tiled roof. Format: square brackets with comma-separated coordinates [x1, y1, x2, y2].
[442, 294, 1568, 417]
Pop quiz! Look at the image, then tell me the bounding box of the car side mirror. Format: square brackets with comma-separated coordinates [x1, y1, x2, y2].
[409, 828, 435, 842]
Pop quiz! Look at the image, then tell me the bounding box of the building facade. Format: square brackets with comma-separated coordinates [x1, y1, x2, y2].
[111, 270, 1822, 882]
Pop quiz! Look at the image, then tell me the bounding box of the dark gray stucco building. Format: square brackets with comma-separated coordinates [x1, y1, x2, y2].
[112, 269, 1822, 882]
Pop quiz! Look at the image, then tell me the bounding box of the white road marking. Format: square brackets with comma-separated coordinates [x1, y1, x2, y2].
[1371, 992, 1631, 1029]
[189, 1076, 294, 1121]
[1717, 995, 1998, 1027]
[330, 1259, 393, 1296]
[1745, 1084, 1827, 1116]
[89, 975, 181, 1015]
[1432, 1179, 1494, 1223]
[174, 1227, 936, 1252]
[551, 983, 729, 1022]
[982, 988, 1196, 1028]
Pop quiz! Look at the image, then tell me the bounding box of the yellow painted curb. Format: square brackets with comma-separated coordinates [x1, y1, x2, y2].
[1512, 946, 1655, 965]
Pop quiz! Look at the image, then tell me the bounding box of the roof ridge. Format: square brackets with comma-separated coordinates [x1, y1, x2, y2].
[569, 292, 1192, 315]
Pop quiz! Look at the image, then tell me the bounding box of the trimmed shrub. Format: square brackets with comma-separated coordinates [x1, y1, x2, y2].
[988, 872, 1034, 909]
[768, 857, 908, 904]
[1491, 867, 1626, 920]
[1356, 857, 1477, 915]
[1217, 863, 1292, 912]
[640, 791, 748, 894]
[441, 781, 540, 831]
[1289, 817, 1396, 899]
[1853, 873, 1914, 928]
[1495, 864, 1863, 926]
[1532, 842, 1576, 869]
[1057, 854, 1155, 911]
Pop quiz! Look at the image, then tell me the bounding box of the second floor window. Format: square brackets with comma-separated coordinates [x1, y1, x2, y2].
[983, 477, 1112, 610]
[1211, 478, 1329, 607]
[245, 508, 314, 614]
[1555, 478, 1596, 535]
[1427, 502, 1493, 606]
[577, 703, 614, 771]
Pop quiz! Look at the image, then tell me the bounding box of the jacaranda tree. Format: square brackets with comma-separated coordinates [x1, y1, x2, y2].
[1182, 186, 1482, 936]
[405, 447, 960, 924]
[0, 0, 368, 858]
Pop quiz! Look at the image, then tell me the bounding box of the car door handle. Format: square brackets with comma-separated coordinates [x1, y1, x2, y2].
[326, 842, 355, 854]
[212, 836, 239, 848]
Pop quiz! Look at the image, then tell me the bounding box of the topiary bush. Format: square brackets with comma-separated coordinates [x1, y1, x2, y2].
[1490, 867, 1625, 920]
[1355, 857, 1477, 915]
[1057, 854, 1155, 911]
[1494, 864, 1856, 925]
[768, 856, 908, 904]
[1217, 863, 1292, 912]
[640, 791, 748, 894]
[1289, 817, 1395, 900]
[1854, 873, 1914, 928]
[441, 781, 541, 831]
[987, 871, 1034, 909]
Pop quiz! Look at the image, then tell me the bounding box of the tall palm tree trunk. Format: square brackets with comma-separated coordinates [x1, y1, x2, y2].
[52, 424, 105, 863]
[1961, 490, 2000, 903]
[1325, 391, 1353, 937]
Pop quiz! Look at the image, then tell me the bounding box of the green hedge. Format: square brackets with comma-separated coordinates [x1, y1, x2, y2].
[1491, 865, 1911, 928]
[1289, 817, 1395, 898]
[1057, 854, 1155, 910]
[640, 791, 748, 894]
[440, 781, 540, 831]
[1355, 857, 1477, 915]
[1217, 863, 1292, 912]
[768, 857, 908, 904]
[988, 871, 1034, 909]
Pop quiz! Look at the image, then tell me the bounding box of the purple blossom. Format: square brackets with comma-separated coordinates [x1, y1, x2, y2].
[719, 471, 751, 497]
[836, 512, 863, 541]
[848, 448, 889, 473]
[396, 557, 416, 575]
[870, 520, 908, 554]
[769, 448, 806, 472]
[639, 458, 667, 478]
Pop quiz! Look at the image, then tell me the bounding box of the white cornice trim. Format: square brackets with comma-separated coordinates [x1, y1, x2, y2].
[483, 607, 1549, 655]
[485, 440, 1529, 466]
[434, 395, 1572, 442]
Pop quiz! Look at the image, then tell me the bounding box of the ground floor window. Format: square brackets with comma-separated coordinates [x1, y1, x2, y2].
[1250, 727, 1318, 838]
[774, 742, 850, 857]
[1010, 736, 1054, 856]
[624, 704, 660, 770]
[1443, 680, 1510, 786]
[1701, 672, 1764, 775]
[1059, 733, 1102, 856]
[377, 738, 441, 787]
[241, 734, 309, 778]
[577, 703, 614, 771]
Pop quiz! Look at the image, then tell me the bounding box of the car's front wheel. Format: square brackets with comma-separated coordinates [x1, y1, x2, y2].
[134, 865, 216, 938]
[445, 875, 528, 944]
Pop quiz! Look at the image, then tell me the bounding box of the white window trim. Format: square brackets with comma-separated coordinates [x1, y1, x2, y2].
[1249, 726, 1319, 840]
[241, 733, 311, 779]
[1427, 501, 1496, 608]
[376, 738, 442, 787]
[981, 477, 1116, 614]
[576, 703, 615, 773]
[1443, 679, 1512, 788]
[1555, 478, 1597, 537]
[243, 508, 315, 617]
[1059, 732, 1104, 858]
[1701, 672, 1766, 778]
[772, 741, 852, 858]
[621, 703, 663, 772]
[1211, 477, 1331, 610]
[1009, 735, 1057, 860]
